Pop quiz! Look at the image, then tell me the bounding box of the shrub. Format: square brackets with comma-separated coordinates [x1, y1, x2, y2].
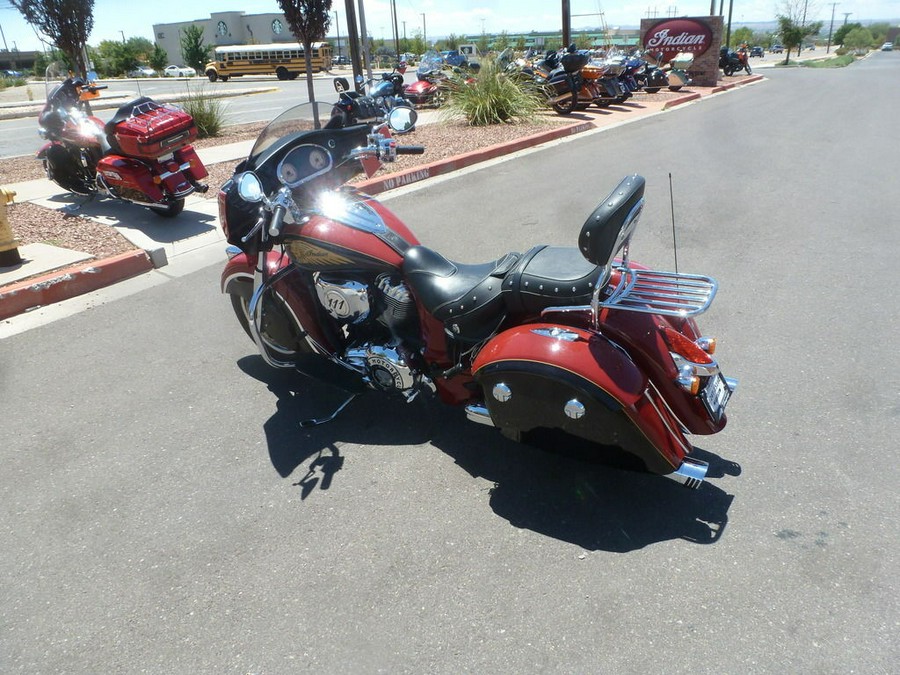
[180, 84, 225, 138]
[441, 59, 543, 126]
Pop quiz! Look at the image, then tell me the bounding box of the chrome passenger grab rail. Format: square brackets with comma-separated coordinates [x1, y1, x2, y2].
[597, 266, 718, 318]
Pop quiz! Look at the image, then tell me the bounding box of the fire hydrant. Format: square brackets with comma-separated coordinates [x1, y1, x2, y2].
[0, 187, 22, 267]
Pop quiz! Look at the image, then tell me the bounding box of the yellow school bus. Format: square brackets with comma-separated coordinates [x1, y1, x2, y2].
[204, 42, 332, 82]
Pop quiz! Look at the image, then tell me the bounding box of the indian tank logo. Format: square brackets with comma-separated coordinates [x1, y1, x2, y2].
[644, 19, 714, 58]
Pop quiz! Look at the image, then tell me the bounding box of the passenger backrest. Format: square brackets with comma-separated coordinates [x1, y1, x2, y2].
[578, 174, 645, 267]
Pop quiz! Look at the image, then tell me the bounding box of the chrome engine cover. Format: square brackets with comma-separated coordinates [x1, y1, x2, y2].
[346, 343, 417, 392]
[314, 275, 370, 323]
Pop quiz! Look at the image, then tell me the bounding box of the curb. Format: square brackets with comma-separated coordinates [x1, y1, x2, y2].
[0, 249, 153, 320]
[710, 74, 764, 93]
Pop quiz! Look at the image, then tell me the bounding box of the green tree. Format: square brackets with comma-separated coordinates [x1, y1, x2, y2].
[180, 24, 210, 72]
[844, 26, 874, 53]
[126, 36, 154, 60]
[445, 33, 459, 49]
[865, 22, 891, 44]
[832, 22, 861, 46]
[777, 15, 822, 64]
[731, 26, 753, 47]
[96, 39, 138, 76]
[514, 35, 526, 51]
[10, 0, 94, 76]
[277, 0, 332, 128]
[410, 31, 425, 57]
[493, 30, 510, 52]
[476, 33, 490, 54]
[149, 43, 168, 72]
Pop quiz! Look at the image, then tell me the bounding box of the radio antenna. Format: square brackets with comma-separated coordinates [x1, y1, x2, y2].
[668, 172, 679, 274]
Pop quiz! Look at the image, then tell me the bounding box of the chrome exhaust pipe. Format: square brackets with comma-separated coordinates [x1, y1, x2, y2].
[465, 403, 494, 427]
[666, 457, 709, 489]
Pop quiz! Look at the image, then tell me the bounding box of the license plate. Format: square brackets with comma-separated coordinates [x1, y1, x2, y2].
[701, 373, 731, 422]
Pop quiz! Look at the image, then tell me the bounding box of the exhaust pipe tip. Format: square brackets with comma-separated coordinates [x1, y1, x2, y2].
[667, 457, 709, 489]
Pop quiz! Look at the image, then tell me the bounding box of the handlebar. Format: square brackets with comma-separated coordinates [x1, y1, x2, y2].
[396, 146, 425, 155]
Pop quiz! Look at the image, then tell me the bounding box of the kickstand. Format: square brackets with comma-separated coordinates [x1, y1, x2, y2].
[62, 194, 95, 216]
[299, 393, 359, 428]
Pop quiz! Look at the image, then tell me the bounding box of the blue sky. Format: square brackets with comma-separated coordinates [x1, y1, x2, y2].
[2, 0, 898, 52]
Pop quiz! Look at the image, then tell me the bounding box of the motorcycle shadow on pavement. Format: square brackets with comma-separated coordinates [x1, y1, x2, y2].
[42, 194, 219, 242]
[238, 355, 739, 552]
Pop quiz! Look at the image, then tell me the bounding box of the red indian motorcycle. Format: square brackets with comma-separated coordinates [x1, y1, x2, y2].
[219, 105, 737, 489]
[37, 77, 209, 217]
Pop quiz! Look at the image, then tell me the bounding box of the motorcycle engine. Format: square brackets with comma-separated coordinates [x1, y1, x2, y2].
[314, 273, 423, 393]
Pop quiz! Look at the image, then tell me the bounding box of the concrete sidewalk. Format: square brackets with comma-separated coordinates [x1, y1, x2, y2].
[0, 76, 766, 323]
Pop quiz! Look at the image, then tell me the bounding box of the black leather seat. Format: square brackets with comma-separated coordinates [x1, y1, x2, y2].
[402, 246, 519, 342]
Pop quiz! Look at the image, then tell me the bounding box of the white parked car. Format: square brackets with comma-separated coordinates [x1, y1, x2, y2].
[881, 42, 894, 52]
[164, 65, 196, 77]
[128, 65, 156, 78]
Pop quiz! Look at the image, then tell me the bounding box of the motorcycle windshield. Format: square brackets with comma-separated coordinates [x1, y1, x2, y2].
[417, 50, 443, 75]
[247, 102, 333, 162]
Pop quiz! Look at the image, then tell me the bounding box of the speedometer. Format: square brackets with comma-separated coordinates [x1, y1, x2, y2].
[309, 147, 329, 171]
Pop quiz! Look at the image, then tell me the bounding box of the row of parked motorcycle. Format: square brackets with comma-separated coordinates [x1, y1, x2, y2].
[328, 46, 699, 123]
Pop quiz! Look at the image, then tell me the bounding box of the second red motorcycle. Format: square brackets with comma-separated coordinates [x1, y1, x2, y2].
[37, 77, 209, 217]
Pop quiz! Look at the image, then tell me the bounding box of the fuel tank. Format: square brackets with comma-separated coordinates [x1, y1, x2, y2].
[282, 194, 420, 273]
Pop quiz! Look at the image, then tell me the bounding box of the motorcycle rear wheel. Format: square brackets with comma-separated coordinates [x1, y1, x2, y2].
[148, 198, 185, 218]
[668, 85, 683, 92]
[644, 87, 660, 94]
[552, 91, 578, 115]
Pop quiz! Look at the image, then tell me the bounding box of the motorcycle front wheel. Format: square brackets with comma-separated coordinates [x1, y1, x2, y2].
[668, 85, 683, 92]
[552, 91, 578, 115]
[644, 87, 661, 94]
[745, 64, 752, 74]
[148, 198, 185, 218]
[228, 284, 312, 360]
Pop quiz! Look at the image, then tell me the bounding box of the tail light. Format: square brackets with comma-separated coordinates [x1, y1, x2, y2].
[661, 325, 719, 394]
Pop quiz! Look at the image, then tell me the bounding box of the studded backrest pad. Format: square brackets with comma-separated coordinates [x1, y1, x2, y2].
[578, 175, 645, 266]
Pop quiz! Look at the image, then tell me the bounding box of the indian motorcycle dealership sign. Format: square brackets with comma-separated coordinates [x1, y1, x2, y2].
[643, 19, 714, 58]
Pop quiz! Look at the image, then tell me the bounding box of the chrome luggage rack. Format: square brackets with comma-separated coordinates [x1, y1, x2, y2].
[540, 263, 718, 326]
[597, 265, 717, 318]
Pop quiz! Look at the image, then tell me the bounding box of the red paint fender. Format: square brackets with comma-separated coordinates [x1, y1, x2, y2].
[473, 323, 691, 473]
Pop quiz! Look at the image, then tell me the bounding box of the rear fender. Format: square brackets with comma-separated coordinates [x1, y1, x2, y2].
[472, 323, 690, 474]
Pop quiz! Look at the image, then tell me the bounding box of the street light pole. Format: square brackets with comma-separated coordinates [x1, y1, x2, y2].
[421, 13, 426, 47]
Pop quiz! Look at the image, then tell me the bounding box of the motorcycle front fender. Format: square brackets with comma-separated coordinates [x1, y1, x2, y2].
[472, 323, 690, 474]
[221, 250, 339, 355]
[36, 140, 57, 159]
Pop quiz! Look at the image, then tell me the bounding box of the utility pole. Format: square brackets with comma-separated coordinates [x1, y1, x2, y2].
[562, 0, 571, 48]
[343, 0, 362, 87]
[334, 11, 341, 58]
[421, 13, 426, 47]
[842, 12, 852, 25]
[826, 3, 838, 53]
